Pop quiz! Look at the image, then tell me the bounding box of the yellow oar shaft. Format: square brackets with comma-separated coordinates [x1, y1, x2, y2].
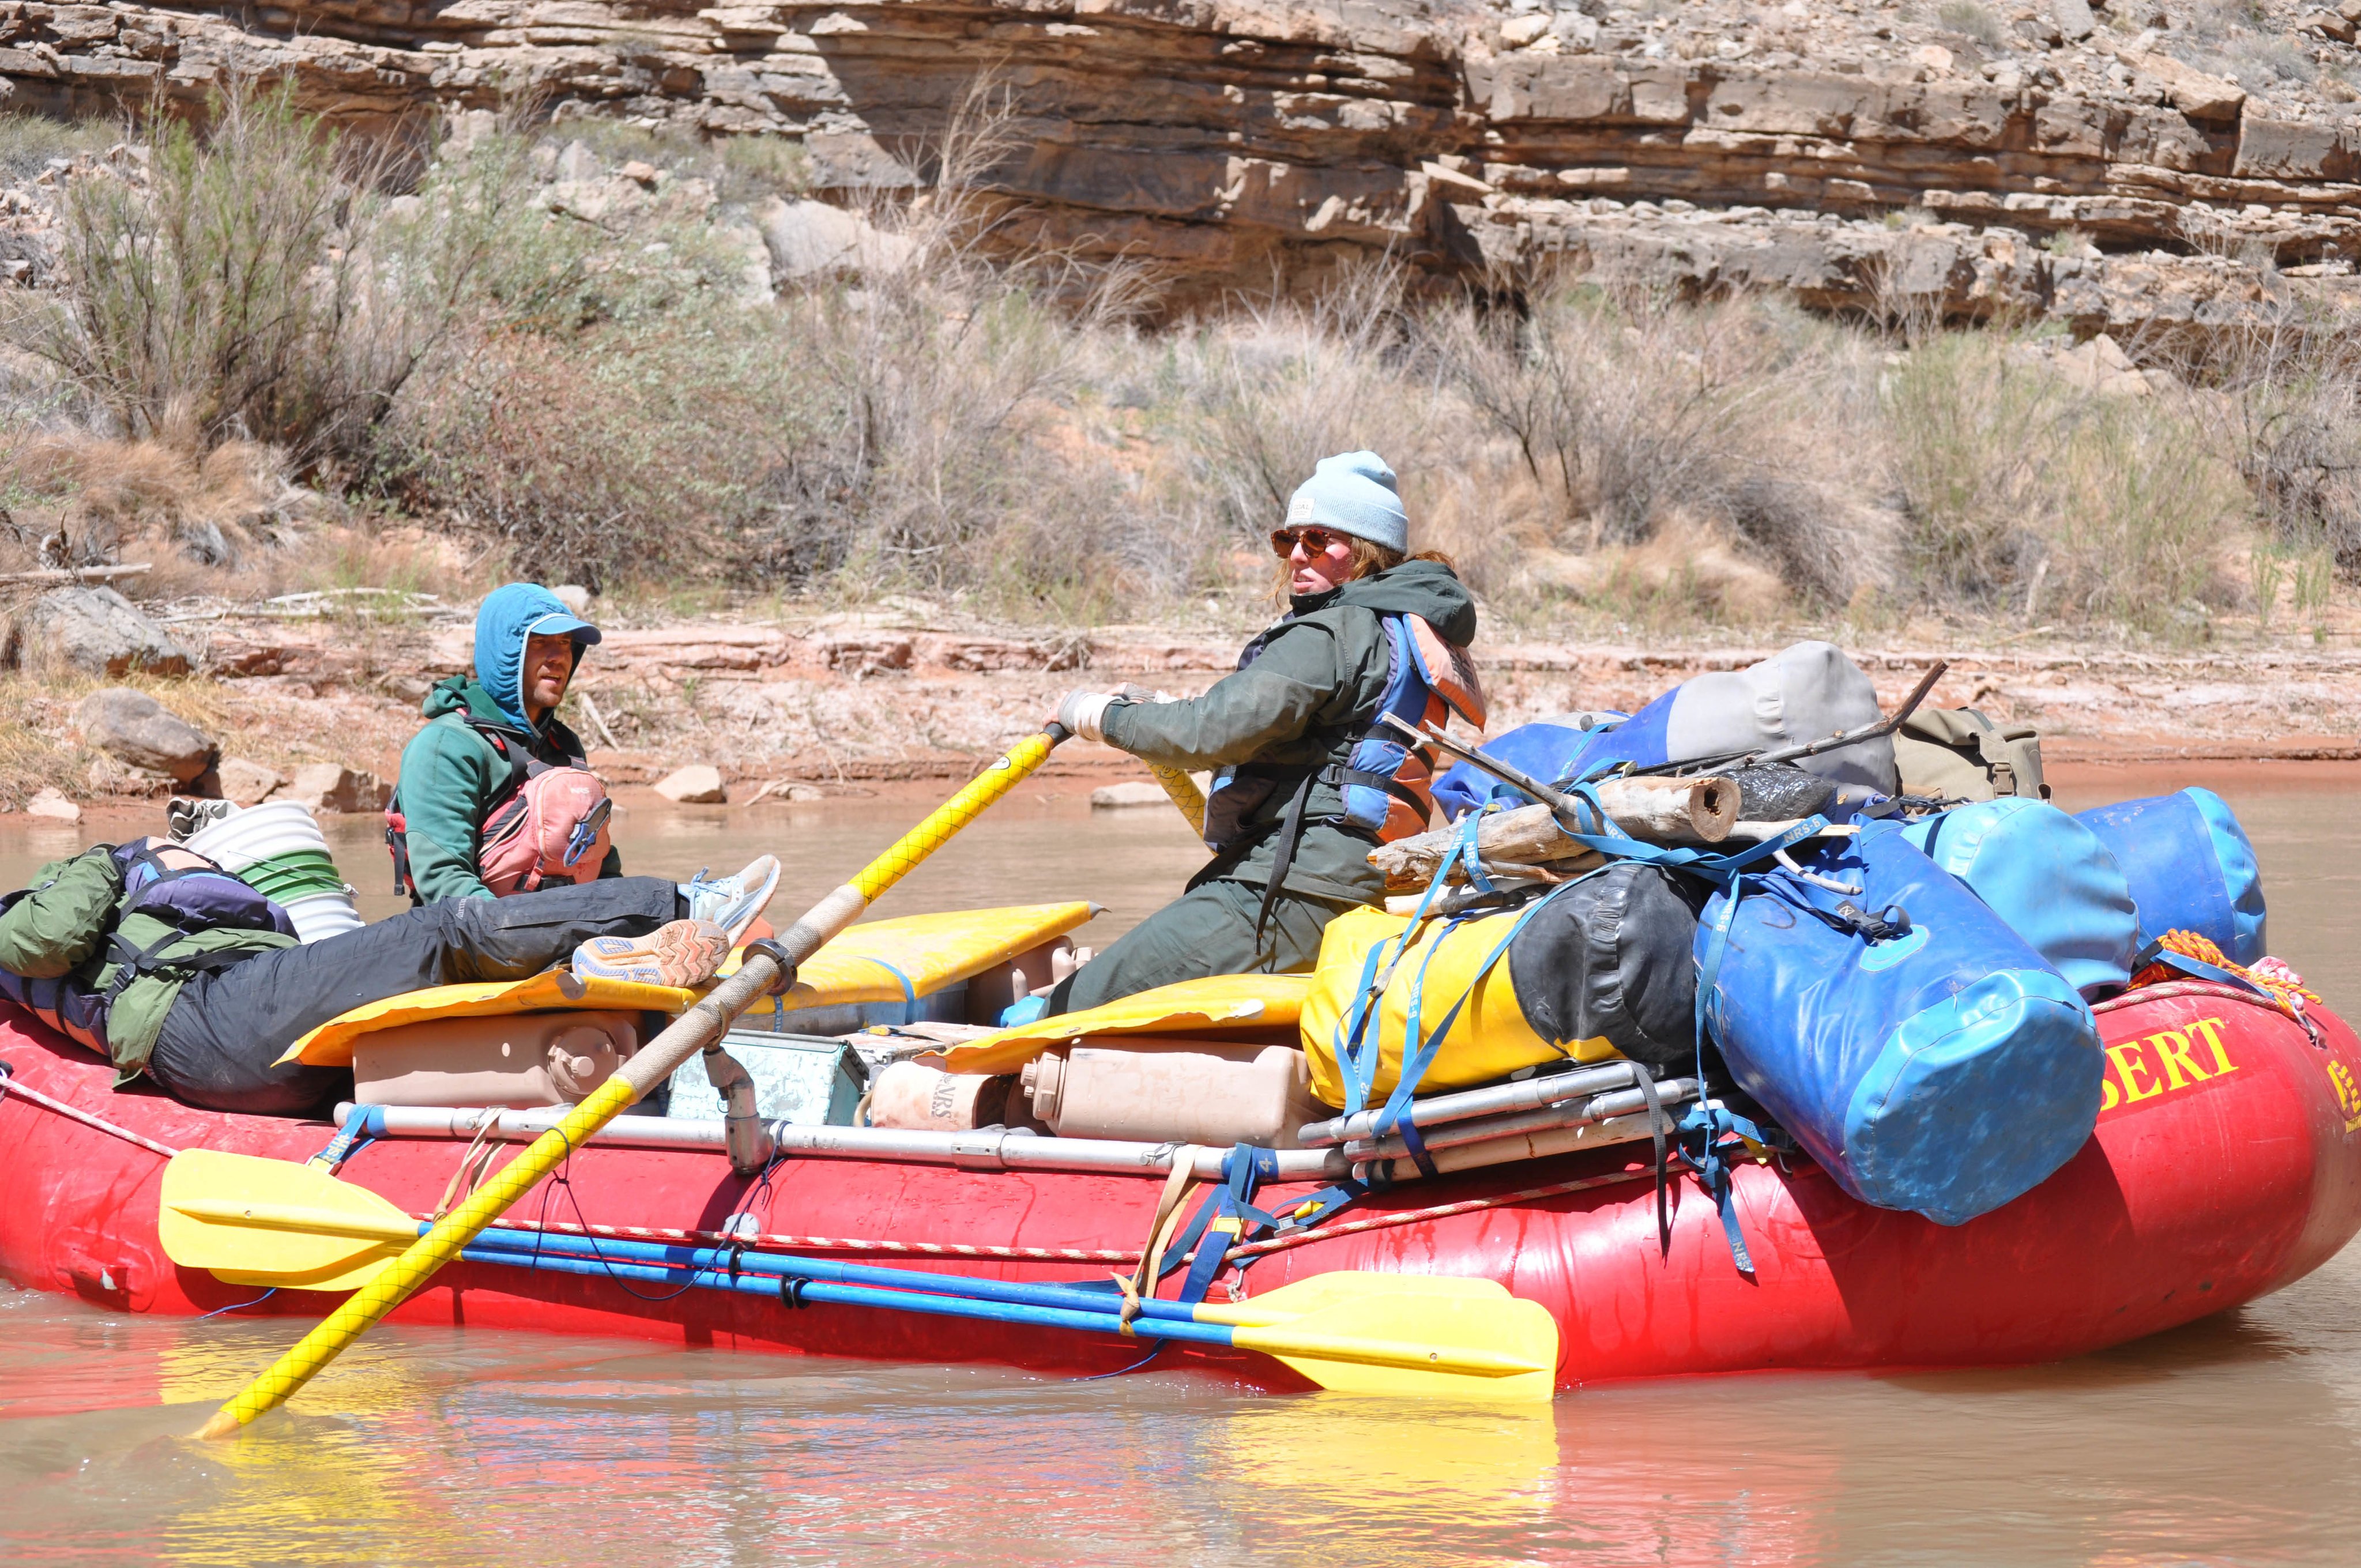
[1144, 763, 1206, 835]
[197, 728, 1064, 1441]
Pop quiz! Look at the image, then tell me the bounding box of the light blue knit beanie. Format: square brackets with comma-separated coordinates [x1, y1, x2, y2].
[1285, 450, 1408, 553]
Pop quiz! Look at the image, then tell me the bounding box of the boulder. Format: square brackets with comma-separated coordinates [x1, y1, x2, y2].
[654, 764, 728, 804]
[552, 584, 595, 617]
[10, 588, 191, 678]
[284, 763, 390, 813]
[1090, 781, 1174, 809]
[2050, 0, 2097, 40]
[759, 199, 917, 284]
[74, 687, 218, 784]
[24, 787, 80, 823]
[218, 757, 288, 806]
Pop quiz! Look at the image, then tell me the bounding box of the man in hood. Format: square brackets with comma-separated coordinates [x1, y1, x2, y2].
[391, 583, 623, 904]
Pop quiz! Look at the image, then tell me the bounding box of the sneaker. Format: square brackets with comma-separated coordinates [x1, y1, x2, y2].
[681, 855, 781, 947]
[573, 919, 732, 989]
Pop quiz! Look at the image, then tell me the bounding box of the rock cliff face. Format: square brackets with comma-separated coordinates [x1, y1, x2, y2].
[6, 0, 2361, 325]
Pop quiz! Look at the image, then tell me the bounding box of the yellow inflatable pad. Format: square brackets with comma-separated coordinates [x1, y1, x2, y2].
[943, 971, 1309, 1077]
[282, 901, 1097, 1067]
[1299, 906, 1622, 1108]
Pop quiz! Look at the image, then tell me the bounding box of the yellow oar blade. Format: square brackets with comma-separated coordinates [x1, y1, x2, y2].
[1198, 1271, 1508, 1328]
[1235, 1294, 1560, 1404]
[159, 1151, 415, 1288]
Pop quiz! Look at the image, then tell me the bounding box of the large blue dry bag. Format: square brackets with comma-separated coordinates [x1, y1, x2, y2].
[2074, 789, 2266, 966]
[1899, 798, 2140, 1000]
[1699, 827, 2103, 1226]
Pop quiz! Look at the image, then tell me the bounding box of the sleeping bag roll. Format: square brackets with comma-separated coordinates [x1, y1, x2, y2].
[1899, 798, 2141, 998]
[2074, 789, 2266, 966]
[1700, 828, 2103, 1226]
[1300, 864, 1704, 1108]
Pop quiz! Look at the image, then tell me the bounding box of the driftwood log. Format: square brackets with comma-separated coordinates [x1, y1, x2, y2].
[1370, 775, 1738, 893]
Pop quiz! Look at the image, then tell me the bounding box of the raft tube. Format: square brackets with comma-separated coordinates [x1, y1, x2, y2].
[2, 981, 2357, 1391]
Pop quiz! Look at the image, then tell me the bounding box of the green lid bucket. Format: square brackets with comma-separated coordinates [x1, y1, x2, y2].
[238, 849, 347, 902]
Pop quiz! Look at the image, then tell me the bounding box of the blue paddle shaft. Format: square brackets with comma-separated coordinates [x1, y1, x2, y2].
[449, 1239, 1238, 1349]
[449, 1224, 1214, 1324]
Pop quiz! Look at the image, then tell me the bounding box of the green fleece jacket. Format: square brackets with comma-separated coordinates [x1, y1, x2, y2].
[392, 677, 624, 904]
[1101, 560, 1479, 904]
[0, 847, 293, 1079]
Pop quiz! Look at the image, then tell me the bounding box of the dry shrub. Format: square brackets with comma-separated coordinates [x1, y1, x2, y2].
[1418, 278, 1893, 613]
[7, 434, 310, 573]
[2198, 319, 2361, 582]
[1884, 332, 2247, 627]
[384, 311, 807, 591]
[1532, 511, 1790, 625]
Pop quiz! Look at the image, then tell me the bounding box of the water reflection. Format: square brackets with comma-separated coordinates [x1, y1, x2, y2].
[6, 1238, 2361, 1567]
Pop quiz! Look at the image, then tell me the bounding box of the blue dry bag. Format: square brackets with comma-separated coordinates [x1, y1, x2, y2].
[1698, 827, 2103, 1226]
[2074, 789, 2266, 966]
[1900, 798, 2140, 999]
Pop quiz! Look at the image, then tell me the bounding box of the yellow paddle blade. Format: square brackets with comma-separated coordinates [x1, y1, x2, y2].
[1198, 1271, 1508, 1328]
[159, 1150, 415, 1291]
[944, 971, 1312, 1076]
[1233, 1292, 1560, 1404]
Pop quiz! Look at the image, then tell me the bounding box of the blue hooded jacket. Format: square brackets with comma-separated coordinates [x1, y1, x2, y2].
[472, 582, 604, 729]
[390, 584, 614, 903]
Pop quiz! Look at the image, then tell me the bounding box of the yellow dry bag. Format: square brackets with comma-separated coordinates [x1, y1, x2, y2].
[1300, 905, 1626, 1109]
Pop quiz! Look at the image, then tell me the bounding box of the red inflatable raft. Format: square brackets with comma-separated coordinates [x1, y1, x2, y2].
[3, 979, 2358, 1391]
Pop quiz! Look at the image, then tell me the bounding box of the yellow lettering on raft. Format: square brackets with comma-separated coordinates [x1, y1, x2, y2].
[2105, 1041, 2163, 1103]
[2186, 1015, 2238, 1077]
[2149, 1030, 2212, 1091]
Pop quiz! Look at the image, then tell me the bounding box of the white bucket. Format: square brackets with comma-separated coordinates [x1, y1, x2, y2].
[187, 800, 331, 874]
[281, 886, 366, 945]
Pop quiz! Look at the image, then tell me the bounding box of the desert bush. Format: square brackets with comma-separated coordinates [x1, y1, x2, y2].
[0, 109, 113, 179]
[2197, 322, 2361, 581]
[1936, 1, 2007, 47]
[1418, 281, 1890, 609]
[13, 82, 536, 473]
[1884, 331, 2243, 627]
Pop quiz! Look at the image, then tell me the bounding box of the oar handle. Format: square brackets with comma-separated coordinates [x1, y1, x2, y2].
[197, 726, 1068, 1440]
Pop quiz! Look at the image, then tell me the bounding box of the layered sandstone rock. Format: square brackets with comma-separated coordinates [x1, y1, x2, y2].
[6, 0, 2361, 323]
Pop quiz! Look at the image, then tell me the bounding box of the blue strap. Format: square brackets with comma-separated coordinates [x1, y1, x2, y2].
[856, 958, 920, 1024]
[1172, 1144, 1285, 1305]
[1335, 815, 1488, 1116]
[1369, 881, 1578, 1143]
[310, 1105, 386, 1171]
[2130, 938, 2272, 999]
[1674, 1101, 1793, 1278]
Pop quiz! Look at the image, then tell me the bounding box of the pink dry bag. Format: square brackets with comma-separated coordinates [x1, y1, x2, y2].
[476, 763, 613, 896]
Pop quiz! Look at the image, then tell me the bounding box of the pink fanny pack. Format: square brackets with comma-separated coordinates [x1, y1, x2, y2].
[477, 764, 613, 896]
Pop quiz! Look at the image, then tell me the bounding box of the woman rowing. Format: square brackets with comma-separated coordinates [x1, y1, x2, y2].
[1042, 450, 1484, 1015]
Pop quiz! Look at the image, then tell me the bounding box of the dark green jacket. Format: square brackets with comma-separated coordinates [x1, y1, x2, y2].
[0, 847, 294, 1080]
[1101, 560, 1478, 904]
[393, 677, 623, 904]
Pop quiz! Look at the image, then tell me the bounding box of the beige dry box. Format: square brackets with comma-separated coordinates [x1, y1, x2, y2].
[351, 1010, 644, 1109]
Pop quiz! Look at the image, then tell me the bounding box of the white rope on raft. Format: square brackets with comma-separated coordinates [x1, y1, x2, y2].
[0, 1070, 183, 1160]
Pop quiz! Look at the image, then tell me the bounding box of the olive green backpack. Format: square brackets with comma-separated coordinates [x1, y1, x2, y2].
[1892, 708, 2048, 802]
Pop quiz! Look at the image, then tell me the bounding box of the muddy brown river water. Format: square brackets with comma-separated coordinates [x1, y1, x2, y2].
[1, 766, 2356, 1565]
